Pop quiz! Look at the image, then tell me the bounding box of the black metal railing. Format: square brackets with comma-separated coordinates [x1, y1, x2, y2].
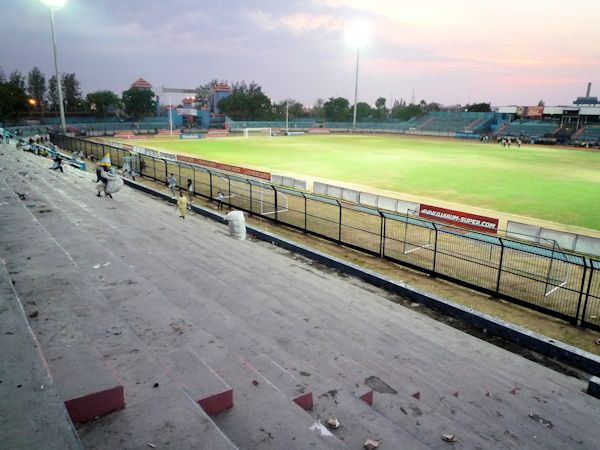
[50, 133, 600, 331]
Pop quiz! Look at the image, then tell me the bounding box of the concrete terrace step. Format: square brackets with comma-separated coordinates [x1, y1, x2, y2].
[0, 172, 237, 448]
[247, 351, 430, 449]
[0, 261, 82, 450]
[159, 347, 233, 415]
[201, 348, 347, 450]
[31, 178, 592, 446]
[0, 180, 125, 424]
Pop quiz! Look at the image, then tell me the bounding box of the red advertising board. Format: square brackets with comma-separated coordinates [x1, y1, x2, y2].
[419, 204, 499, 234]
[177, 155, 271, 180]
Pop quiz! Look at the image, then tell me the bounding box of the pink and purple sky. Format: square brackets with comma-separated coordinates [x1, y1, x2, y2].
[1, 0, 598, 107]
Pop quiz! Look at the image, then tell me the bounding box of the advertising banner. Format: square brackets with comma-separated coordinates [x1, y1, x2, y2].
[419, 204, 499, 234]
[177, 155, 271, 180]
[176, 108, 198, 116]
[526, 106, 544, 117]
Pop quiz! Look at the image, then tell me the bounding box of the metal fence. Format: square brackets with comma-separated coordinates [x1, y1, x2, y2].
[50, 133, 600, 331]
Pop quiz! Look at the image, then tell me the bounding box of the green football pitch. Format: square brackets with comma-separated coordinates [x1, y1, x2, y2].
[131, 135, 600, 231]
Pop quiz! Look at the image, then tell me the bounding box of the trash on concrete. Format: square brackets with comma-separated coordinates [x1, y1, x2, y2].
[153, 383, 159, 388]
[363, 438, 380, 449]
[528, 413, 553, 428]
[252, 380, 259, 386]
[309, 420, 334, 437]
[148, 444, 156, 448]
[326, 418, 340, 429]
[441, 434, 457, 442]
[28, 310, 39, 318]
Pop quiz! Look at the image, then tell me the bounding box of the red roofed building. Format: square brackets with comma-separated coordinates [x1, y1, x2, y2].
[130, 78, 153, 90]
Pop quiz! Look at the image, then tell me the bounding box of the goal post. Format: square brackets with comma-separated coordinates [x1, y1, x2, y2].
[243, 127, 272, 138]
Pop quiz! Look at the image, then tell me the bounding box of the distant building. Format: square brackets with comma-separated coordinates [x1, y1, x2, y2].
[208, 82, 231, 115]
[573, 82, 598, 106]
[130, 78, 153, 90]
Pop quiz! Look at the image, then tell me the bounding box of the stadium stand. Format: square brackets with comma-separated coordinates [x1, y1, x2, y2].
[2, 141, 600, 449]
[414, 112, 494, 133]
[498, 120, 558, 139]
[574, 125, 600, 145]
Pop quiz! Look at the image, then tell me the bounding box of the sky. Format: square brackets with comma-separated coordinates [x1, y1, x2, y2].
[1, 0, 599, 108]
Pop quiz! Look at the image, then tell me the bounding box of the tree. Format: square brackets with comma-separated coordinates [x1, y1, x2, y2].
[0, 67, 6, 84]
[9, 70, 25, 90]
[322, 97, 351, 121]
[371, 97, 387, 120]
[62, 73, 82, 110]
[538, 99, 545, 107]
[465, 102, 491, 112]
[355, 102, 372, 121]
[194, 79, 220, 107]
[273, 99, 306, 120]
[310, 98, 326, 119]
[0, 81, 28, 123]
[86, 90, 121, 117]
[391, 103, 423, 121]
[27, 67, 46, 106]
[122, 87, 157, 120]
[217, 81, 272, 120]
[48, 75, 59, 110]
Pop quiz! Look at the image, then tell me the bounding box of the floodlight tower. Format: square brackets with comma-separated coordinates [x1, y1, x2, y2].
[345, 23, 370, 131]
[40, 0, 67, 133]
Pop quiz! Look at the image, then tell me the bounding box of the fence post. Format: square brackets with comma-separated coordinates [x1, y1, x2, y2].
[432, 223, 439, 273]
[579, 263, 595, 327]
[249, 182, 253, 213]
[209, 171, 213, 200]
[379, 211, 385, 257]
[273, 186, 279, 221]
[228, 176, 231, 208]
[302, 192, 307, 232]
[337, 200, 342, 244]
[575, 262, 588, 326]
[495, 238, 505, 294]
[163, 159, 168, 184]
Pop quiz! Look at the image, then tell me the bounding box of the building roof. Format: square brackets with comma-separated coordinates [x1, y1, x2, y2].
[212, 82, 231, 92]
[131, 78, 153, 89]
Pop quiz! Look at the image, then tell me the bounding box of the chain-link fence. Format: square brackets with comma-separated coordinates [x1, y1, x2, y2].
[50, 133, 600, 331]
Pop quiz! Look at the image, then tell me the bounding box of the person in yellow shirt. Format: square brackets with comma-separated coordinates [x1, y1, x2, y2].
[176, 189, 189, 219]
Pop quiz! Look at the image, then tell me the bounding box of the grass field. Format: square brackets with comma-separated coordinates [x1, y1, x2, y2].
[131, 135, 600, 230]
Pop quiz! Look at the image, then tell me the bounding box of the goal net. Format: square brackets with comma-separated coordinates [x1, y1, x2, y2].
[243, 127, 272, 138]
[259, 183, 288, 216]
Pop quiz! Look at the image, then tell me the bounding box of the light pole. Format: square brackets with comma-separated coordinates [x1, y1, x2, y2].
[41, 0, 67, 133]
[352, 48, 360, 130]
[345, 23, 369, 132]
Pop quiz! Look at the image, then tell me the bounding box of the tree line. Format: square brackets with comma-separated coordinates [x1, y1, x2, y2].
[0, 66, 156, 124]
[0, 66, 491, 125]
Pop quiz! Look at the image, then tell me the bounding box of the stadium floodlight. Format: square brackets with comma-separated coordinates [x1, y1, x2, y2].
[40, 0, 67, 133]
[345, 22, 370, 131]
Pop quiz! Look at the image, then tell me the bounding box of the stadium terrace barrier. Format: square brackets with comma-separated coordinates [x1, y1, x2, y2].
[507, 221, 600, 258]
[313, 182, 420, 215]
[271, 174, 307, 191]
[50, 133, 600, 331]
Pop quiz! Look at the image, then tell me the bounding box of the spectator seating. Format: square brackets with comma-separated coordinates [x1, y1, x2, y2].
[575, 125, 600, 144]
[499, 120, 557, 138]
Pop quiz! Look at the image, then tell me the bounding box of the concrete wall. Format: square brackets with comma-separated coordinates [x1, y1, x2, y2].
[540, 229, 577, 251]
[575, 235, 600, 257]
[508, 220, 600, 257]
[506, 221, 541, 243]
[271, 174, 307, 192]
